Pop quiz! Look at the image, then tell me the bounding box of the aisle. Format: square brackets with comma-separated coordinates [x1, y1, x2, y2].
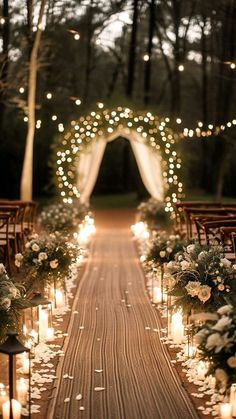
[49, 210, 199, 419]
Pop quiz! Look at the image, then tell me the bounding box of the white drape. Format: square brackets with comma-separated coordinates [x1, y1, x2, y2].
[77, 128, 164, 204]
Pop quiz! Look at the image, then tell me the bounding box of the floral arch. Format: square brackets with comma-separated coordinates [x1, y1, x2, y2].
[54, 106, 184, 213]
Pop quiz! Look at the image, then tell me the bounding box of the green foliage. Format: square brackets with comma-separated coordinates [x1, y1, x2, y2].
[168, 244, 236, 313]
[0, 265, 29, 342]
[146, 232, 185, 266]
[39, 202, 89, 233]
[196, 305, 236, 393]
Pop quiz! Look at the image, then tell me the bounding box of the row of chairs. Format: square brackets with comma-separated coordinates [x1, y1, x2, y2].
[0, 200, 37, 272]
[173, 201, 236, 261]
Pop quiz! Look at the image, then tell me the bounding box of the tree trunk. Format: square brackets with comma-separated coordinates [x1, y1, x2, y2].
[0, 0, 9, 132]
[20, 0, 47, 200]
[144, 0, 155, 105]
[126, 0, 139, 98]
[170, 0, 181, 117]
[83, 0, 94, 104]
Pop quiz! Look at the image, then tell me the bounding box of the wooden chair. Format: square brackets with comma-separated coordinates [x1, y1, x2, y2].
[0, 213, 12, 272]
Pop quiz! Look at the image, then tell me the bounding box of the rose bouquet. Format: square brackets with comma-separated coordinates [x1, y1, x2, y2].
[39, 202, 89, 233]
[146, 232, 185, 267]
[0, 264, 29, 342]
[137, 198, 169, 228]
[15, 233, 80, 290]
[195, 304, 236, 393]
[168, 244, 236, 313]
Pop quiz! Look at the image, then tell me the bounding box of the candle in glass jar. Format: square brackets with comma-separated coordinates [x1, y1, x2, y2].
[17, 378, 27, 405]
[0, 386, 7, 411]
[55, 290, 65, 308]
[152, 287, 162, 303]
[171, 312, 185, 344]
[46, 327, 54, 342]
[2, 399, 21, 419]
[39, 308, 48, 341]
[23, 357, 30, 374]
[230, 383, 236, 417]
[220, 403, 232, 419]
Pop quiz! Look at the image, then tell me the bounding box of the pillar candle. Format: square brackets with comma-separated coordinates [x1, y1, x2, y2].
[171, 312, 185, 344]
[17, 378, 27, 405]
[230, 383, 236, 417]
[2, 399, 21, 419]
[152, 286, 162, 303]
[220, 403, 232, 419]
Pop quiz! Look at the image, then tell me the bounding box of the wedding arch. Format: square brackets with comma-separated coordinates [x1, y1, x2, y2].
[54, 106, 184, 213]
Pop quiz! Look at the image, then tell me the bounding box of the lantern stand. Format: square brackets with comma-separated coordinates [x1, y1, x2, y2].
[0, 331, 31, 418]
[30, 293, 53, 344]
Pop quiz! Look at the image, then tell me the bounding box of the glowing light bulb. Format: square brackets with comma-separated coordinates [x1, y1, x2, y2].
[0, 17, 5, 25]
[19, 87, 25, 94]
[230, 62, 236, 69]
[75, 99, 81, 106]
[178, 64, 184, 72]
[143, 54, 149, 62]
[74, 33, 80, 40]
[46, 92, 52, 99]
[176, 118, 182, 124]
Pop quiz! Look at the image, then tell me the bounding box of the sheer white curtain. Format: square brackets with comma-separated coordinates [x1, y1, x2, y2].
[77, 128, 164, 204]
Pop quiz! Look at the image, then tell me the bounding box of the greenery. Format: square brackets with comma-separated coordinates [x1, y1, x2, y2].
[146, 232, 185, 266]
[39, 202, 89, 233]
[196, 305, 236, 393]
[137, 198, 170, 228]
[15, 233, 80, 291]
[0, 264, 29, 342]
[168, 244, 236, 313]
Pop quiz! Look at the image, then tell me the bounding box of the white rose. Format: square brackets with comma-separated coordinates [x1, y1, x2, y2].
[220, 258, 231, 269]
[166, 247, 173, 254]
[185, 281, 201, 297]
[0, 297, 11, 310]
[195, 328, 209, 345]
[38, 252, 48, 261]
[198, 285, 211, 303]
[25, 242, 31, 249]
[217, 305, 233, 316]
[227, 357, 236, 368]
[15, 260, 21, 268]
[206, 333, 223, 351]
[8, 286, 18, 298]
[50, 259, 59, 269]
[169, 235, 176, 240]
[198, 251, 208, 260]
[159, 251, 166, 258]
[186, 244, 195, 254]
[15, 253, 23, 261]
[180, 260, 191, 271]
[32, 243, 40, 252]
[213, 316, 232, 332]
[0, 263, 7, 274]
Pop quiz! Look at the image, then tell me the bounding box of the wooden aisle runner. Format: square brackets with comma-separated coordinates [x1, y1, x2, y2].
[49, 218, 199, 419]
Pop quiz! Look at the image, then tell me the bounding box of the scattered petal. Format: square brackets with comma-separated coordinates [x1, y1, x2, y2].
[76, 394, 82, 401]
[94, 387, 105, 391]
[64, 398, 70, 403]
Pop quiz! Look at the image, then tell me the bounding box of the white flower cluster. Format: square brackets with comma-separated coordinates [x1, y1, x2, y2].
[0, 265, 21, 311]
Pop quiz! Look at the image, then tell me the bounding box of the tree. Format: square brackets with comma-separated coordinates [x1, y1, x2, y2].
[20, 0, 48, 200]
[126, 0, 139, 98]
[0, 0, 9, 132]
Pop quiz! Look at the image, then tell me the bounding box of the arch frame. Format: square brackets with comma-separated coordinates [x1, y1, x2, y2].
[54, 106, 184, 213]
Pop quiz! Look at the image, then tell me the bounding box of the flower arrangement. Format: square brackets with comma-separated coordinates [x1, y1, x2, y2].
[39, 202, 89, 233]
[195, 304, 236, 393]
[146, 232, 185, 267]
[0, 264, 29, 342]
[137, 198, 169, 228]
[15, 233, 80, 291]
[168, 244, 236, 313]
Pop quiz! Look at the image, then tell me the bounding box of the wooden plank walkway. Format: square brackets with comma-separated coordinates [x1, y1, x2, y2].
[49, 211, 199, 419]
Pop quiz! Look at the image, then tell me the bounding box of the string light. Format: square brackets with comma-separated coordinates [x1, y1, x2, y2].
[54, 106, 184, 209]
[75, 99, 81, 106]
[19, 87, 25, 94]
[143, 54, 150, 62]
[74, 33, 80, 41]
[0, 17, 5, 25]
[178, 64, 184, 72]
[46, 92, 52, 99]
